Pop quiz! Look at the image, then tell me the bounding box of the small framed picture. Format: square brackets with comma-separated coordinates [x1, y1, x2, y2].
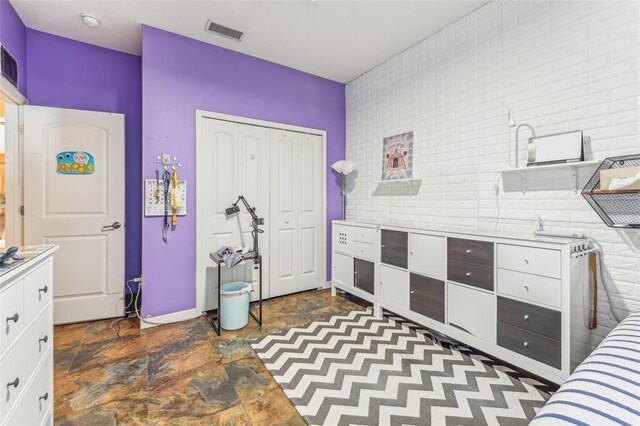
[382, 131, 413, 180]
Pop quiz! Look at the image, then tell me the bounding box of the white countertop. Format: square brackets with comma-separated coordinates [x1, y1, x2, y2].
[332, 220, 587, 246]
[0, 245, 59, 282]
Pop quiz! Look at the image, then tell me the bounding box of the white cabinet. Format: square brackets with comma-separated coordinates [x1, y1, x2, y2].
[447, 283, 495, 343]
[498, 268, 561, 309]
[408, 233, 446, 280]
[0, 246, 57, 426]
[333, 252, 353, 287]
[379, 265, 409, 310]
[497, 244, 561, 278]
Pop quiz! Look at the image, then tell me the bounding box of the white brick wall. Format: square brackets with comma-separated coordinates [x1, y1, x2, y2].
[345, 0, 640, 346]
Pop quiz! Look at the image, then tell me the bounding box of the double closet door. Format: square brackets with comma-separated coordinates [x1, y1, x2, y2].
[198, 117, 324, 311]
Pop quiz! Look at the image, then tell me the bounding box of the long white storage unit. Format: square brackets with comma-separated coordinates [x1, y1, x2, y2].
[331, 221, 592, 384]
[0, 245, 58, 425]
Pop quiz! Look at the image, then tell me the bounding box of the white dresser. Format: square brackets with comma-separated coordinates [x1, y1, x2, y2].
[0, 245, 58, 426]
[331, 221, 593, 384]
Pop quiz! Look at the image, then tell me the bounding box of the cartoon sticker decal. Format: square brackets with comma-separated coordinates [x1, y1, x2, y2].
[56, 151, 95, 175]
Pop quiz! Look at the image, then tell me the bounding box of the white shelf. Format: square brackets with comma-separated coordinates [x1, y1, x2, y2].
[377, 178, 423, 186]
[500, 160, 601, 194]
[376, 178, 422, 197]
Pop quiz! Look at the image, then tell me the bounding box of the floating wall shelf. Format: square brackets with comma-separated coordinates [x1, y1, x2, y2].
[500, 160, 601, 194]
[376, 178, 423, 197]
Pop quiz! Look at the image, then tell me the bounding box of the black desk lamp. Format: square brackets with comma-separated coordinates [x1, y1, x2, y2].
[225, 196, 264, 267]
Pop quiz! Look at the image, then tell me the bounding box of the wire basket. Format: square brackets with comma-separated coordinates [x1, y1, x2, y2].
[582, 154, 640, 228]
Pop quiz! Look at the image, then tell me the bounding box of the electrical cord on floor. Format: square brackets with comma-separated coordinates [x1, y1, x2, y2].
[587, 238, 626, 324]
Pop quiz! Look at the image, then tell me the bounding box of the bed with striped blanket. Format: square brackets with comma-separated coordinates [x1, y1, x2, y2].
[531, 310, 640, 425]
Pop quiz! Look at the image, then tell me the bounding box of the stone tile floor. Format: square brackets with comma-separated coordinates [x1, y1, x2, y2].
[54, 289, 367, 425]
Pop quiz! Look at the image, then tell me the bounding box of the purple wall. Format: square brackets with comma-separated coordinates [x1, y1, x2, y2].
[26, 29, 143, 281]
[142, 26, 345, 317]
[0, 0, 28, 94]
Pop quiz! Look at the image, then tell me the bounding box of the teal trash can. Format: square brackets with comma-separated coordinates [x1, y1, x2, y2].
[220, 282, 252, 330]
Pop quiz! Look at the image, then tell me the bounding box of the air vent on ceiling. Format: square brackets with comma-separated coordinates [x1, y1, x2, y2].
[204, 20, 245, 42]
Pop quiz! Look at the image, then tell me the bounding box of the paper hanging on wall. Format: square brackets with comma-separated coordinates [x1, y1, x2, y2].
[56, 151, 95, 175]
[382, 131, 413, 180]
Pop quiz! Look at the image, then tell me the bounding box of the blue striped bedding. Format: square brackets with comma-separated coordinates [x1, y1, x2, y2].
[531, 310, 640, 426]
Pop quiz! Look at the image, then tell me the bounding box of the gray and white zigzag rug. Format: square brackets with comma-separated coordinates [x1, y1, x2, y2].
[251, 310, 555, 426]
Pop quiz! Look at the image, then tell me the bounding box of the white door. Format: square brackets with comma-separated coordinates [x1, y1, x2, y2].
[198, 118, 270, 311]
[270, 130, 325, 297]
[297, 133, 324, 291]
[269, 129, 299, 296]
[23, 106, 125, 324]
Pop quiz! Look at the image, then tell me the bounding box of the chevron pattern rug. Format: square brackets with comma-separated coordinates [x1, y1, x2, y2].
[251, 310, 556, 426]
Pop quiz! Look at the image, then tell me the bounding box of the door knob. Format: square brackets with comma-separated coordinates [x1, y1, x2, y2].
[6, 313, 18, 323]
[102, 222, 122, 231]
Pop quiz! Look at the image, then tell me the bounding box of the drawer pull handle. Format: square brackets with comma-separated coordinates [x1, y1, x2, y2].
[381, 244, 386, 248]
[7, 378, 19, 389]
[523, 341, 529, 348]
[354, 271, 358, 275]
[466, 249, 472, 254]
[523, 258, 530, 264]
[39, 392, 49, 402]
[524, 314, 529, 321]
[409, 250, 413, 255]
[6, 313, 19, 323]
[410, 290, 415, 294]
[39, 285, 49, 294]
[466, 272, 472, 277]
[524, 285, 529, 292]
[39, 335, 49, 344]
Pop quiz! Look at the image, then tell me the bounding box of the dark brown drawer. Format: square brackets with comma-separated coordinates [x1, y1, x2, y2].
[497, 322, 561, 369]
[381, 230, 408, 269]
[354, 258, 375, 295]
[497, 296, 561, 341]
[448, 238, 494, 266]
[447, 259, 494, 291]
[410, 273, 445, 323]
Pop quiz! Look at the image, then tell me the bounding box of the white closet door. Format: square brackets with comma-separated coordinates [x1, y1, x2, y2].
[298, 133, 324, 291]
[269, 129, 299, 297]
[199, 118, 270, 310]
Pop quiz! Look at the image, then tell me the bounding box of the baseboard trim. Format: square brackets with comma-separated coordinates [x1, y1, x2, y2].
[139, 308, 199, 330]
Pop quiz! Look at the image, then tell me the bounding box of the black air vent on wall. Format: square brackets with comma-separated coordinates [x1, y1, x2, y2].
[1, 45, 18, 88]
[205, 20, 245, 41]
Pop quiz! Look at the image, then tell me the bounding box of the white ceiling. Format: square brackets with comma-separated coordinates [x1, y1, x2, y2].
[11, 0, 487, 83]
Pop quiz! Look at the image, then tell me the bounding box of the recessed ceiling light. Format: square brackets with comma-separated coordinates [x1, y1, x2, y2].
[81, 13, 100, 28]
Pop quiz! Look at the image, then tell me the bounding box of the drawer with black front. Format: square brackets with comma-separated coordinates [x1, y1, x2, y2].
[448, 237, 494, 266]
[409, 273, 445, 323]
[447, 259, 494, 291]
[381, 230, 408, 269]
[497, 296, 561, 341]
[497, 322, 561, 369]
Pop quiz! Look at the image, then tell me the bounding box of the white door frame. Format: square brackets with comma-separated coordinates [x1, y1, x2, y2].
[0, 76, 28, 247]
[195, 110, 327, 314]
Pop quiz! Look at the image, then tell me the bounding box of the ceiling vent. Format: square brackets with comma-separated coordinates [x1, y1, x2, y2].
[204, 20, 245, 42]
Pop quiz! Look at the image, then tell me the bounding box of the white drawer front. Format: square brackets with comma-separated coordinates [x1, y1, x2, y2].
[498, 268, 561, 309]
[408, 233, 446, 280]
[0, 280, 25, 354]
[497, 244, 561, 279]
[332, 224, 351, 255]
[352, 241, 376, 261]
[352, 226, 377, 245]
[0, 306, 52, 421]
[24, 261, 52, 325]
[448, 283, 495, 343]
[332, 252, 353, 287]
[379, 265, 409, 310]
[5, 355, 52, 426]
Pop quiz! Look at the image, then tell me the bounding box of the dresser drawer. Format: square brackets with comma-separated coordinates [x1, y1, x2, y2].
[5, 355, 52, 426]
[410, 273, 445, 323]
[352, 241, 376, 261]
[24, 260, 52, 325]
[497, 322, 561, 369]
[448, 283, 495, 343]
[497, 244, 561, 279]
[447, 259, 494, 291]
[381, 230, 408, 269]
[497, 296, 561, 341]
[379, 265, 409, 310]
[352, 226, 377, 245]
[498, 268, 561, 308]
[448, 238, 494, 266]
[0, 306, 52, 421]
[0, 280, 25, 354]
